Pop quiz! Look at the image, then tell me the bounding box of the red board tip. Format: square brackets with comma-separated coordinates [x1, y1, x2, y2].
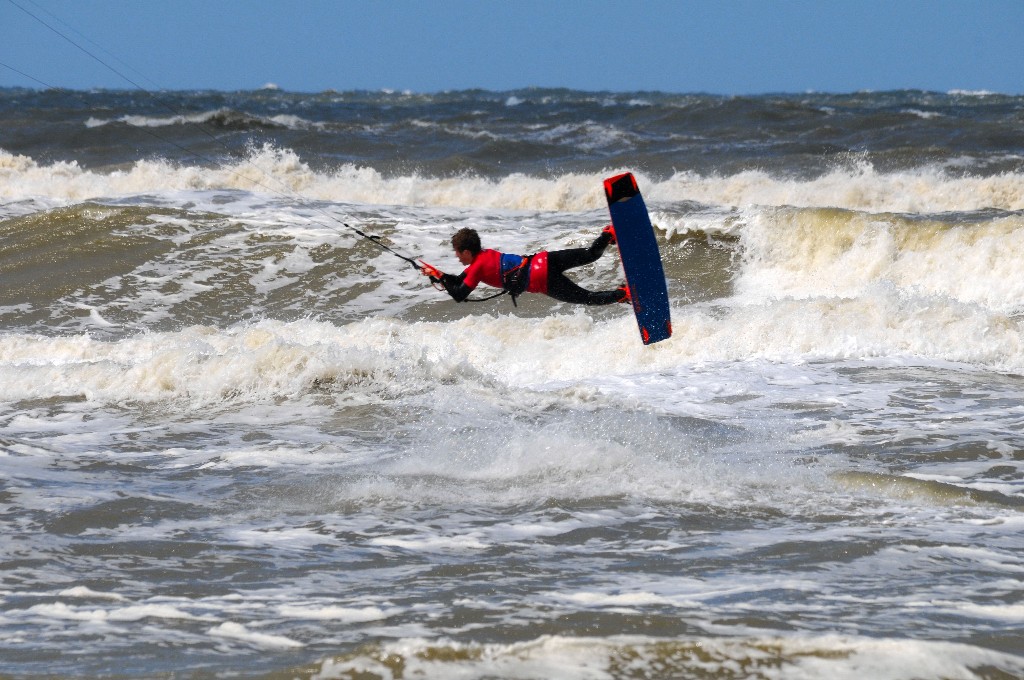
[603, 172, 639, 204]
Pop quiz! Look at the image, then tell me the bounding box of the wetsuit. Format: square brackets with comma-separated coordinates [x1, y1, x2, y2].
[437, 231, 622, 305]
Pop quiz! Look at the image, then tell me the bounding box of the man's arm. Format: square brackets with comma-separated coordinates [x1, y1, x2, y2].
[421, 262, 473, 302]
[437, 272, 473, 302]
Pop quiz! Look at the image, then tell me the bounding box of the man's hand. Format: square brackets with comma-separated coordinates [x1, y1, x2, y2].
[419, 260, 443, 280]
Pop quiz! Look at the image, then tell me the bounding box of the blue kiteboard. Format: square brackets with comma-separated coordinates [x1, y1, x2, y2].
[603, 172, 672, 345]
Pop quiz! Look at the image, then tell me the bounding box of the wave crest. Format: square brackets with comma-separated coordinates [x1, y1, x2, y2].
[83, 107, 322, 131]
[5, 147, 1024, 214]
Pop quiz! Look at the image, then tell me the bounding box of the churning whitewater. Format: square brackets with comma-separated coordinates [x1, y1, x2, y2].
[1, 88, 1023, 679]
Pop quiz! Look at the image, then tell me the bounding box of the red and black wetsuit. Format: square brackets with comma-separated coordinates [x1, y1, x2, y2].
[438, 231, 621, 305]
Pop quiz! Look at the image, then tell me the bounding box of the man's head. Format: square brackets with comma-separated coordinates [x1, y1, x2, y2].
[451, 228, 481, 265]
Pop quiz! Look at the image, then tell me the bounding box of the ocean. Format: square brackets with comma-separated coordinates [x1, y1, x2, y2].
[1, 87, 1023, 679]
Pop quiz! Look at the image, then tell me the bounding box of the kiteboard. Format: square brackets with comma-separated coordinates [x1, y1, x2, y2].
[603, 172, 672, 345]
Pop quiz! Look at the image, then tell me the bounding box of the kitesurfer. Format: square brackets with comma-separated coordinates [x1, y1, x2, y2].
[421, 227, 630, 305]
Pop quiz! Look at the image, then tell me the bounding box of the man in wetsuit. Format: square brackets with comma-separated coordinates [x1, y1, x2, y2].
[421, 227, 629, 305]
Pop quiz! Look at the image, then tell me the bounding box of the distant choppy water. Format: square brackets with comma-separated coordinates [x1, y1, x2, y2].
[1, 87, 1023, 679]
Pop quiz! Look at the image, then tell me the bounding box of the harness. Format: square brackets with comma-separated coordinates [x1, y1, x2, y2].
[499, 253, 535, 306]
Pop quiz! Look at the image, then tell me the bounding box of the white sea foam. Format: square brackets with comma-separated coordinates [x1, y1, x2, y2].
[904, 108, 943, 119]
[311, 634, 1024, 680]
[207, 621, 303, 649]
[1, 314, 1019, 514]
[83, 108, 324, 130]
[732, 206, 1024, 314]
[57, 586, 127, 601]
[17, 601, 202, 622]
[648, 164, 1024, 213]
[6, 147, 1024, 214]
[948, 89, 998, 97]
[1, 287, 1022, 409]
[276, 604, 398, 623]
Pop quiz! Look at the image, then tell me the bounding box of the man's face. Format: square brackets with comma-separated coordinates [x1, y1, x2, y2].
[455, 248, 475, 266]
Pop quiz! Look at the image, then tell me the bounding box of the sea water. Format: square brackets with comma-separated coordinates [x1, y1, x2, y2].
[1, 88, 1023, 678]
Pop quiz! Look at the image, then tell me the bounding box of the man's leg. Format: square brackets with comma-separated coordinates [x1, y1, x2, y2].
[544, 232, 624, 305]
[546, 273, 625, 305]
[545, 231, 613, 276]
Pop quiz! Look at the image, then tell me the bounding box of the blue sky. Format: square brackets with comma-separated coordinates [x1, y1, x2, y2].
[3, 0, 1023, 94]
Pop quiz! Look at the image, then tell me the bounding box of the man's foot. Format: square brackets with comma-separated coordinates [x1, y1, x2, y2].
[602, 224, 617, 245]
[616, 284, 631, 304]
